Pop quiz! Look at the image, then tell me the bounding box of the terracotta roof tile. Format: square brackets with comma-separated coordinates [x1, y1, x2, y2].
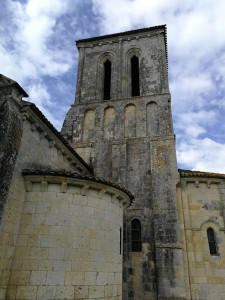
[179, 169, 225, 179]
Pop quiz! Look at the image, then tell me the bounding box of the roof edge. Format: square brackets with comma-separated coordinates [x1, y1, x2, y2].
[22, 168, 135, 203]
[76, 24, 166, 44]
[0, 74, 29, 97]
[179, 169, 225, 179]
[21, 100, 94, 174]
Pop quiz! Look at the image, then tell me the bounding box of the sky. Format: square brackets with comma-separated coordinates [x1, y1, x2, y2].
[1, 0, 225, 173]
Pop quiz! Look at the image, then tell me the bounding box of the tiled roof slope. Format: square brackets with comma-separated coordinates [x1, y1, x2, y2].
[22, 168, 135, 203]
[21, 100, 94, 174]
[179, 169, 225, 179]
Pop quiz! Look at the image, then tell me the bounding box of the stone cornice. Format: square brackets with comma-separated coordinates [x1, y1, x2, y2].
[23, 173, 133, 208]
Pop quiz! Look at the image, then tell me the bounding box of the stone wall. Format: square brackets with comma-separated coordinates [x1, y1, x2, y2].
[63, 94, 175, 299]
[64, 94, 173, 165]
[62, 26, 186, 300]
[6, 175, 129, 300]
[62, 26, 169, 141]
[177, 174, 225, 300]
[0, 93, 23, 220]
[0, 80, 91, 299]
[73, 27, 168, 105]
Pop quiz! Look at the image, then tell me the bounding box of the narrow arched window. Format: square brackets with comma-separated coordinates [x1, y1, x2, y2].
[131, 55, 140, 97]
[103, 59, 111, 100]
[207, 228, 217, 255]
[131, 219, 141, 252]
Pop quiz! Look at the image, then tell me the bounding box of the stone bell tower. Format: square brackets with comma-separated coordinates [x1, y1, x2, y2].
[62, 25, 186, 300]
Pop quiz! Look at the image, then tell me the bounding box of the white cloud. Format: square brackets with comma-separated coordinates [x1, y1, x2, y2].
[25, 0, 69, 17]
[0, 0, 78, 130]
[27, 81, 62, 127]
[174, 110, 218, 142]
[177, 138, 225, 173]
[4, 0, 73, 82]
[28, 82, 51, 108]
[91, 0, 225, 172]
[1, 0, 225, 172]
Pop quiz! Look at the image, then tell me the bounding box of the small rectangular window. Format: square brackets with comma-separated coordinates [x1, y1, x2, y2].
[131, 219, 141, 252]
[103, 59, 111, 100]
[207, 228, 218, 255]
[131, 55, 140, 97]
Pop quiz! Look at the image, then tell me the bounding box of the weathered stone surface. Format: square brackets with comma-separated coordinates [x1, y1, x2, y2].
[0, 76, 23, 221]
[176, 173, 225, 300]
[62, 25, 186, 299]
[5, 175, 128, 299]
[0, 74, 94, 299]
[2, 25, 225, 300]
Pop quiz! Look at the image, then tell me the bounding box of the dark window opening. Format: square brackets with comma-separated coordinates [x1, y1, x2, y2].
[131, 219, 141, 252]
[207, 228, 217, 255]
[103, 59, 111, 100]
[131, 55, 140, 97]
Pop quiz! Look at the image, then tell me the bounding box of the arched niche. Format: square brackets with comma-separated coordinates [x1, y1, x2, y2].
[146, 101, 158, 136]
[125, 48, 141, 98]
[104, 106, 115, 139]
[83, 110, 95, 142]
[124, 104, 136, 138]
[96, 52, 115, 101]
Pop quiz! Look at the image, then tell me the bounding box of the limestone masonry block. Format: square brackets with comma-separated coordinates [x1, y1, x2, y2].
[3, 175, 128, 299]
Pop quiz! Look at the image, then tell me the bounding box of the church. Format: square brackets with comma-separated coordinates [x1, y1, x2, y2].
[1, 25, 225, 300]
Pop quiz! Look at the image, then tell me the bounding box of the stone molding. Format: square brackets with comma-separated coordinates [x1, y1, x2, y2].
[70, 93, 171, 107]
[23, 174, 131, 209]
